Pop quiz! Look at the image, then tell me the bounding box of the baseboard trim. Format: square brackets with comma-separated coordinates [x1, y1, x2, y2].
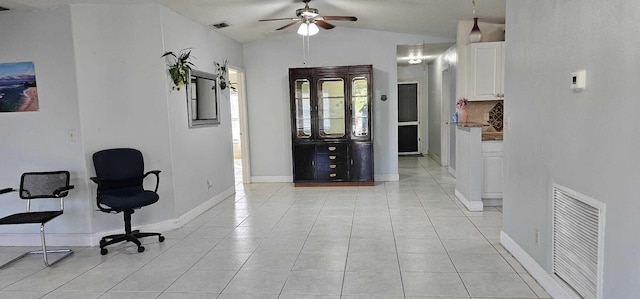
[454, 188, 483, 211]
[482, 198, 503, 207]
[500, 231, 580, 299]
[0, 186, 236, 247]
[427, 152, 442, 165]
[447, 166, 456, 178]
[251, 175, 292, 183]
[375, 173, 399, 182]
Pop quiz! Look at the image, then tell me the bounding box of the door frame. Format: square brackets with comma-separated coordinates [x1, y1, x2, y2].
[398, 81, 421, 155]
[229, 66, 251, 183]
[440, 65, 450, 167]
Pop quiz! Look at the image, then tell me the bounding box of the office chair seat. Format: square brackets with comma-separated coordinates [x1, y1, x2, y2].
[0, 211, 63, 225]
[101, 190, 158, 211]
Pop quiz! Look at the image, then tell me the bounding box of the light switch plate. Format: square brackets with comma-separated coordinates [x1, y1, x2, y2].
[571, 69, 586, 91]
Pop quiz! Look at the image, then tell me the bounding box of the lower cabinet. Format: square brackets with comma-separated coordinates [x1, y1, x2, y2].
[293, 142, 373, 185]
[481, 141, 503, 199]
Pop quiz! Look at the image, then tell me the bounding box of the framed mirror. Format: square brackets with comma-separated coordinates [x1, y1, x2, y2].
[187, 69, 219, 127]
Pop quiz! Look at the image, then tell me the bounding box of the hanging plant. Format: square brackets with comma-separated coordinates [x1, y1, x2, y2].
[214, 60, 236, 92]
[162, 49, 195, 90]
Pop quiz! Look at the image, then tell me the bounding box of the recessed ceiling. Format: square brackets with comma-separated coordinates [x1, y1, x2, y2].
[0, 0, 506, 43]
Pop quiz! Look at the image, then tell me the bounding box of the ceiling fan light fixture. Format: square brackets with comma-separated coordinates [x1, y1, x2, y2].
[298, 22, 319, 36]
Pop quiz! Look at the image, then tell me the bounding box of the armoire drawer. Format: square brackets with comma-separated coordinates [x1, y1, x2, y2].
[316, 143, 348, 154]
[317, 162, 348, 172]
[317, 169, 348, 181]
[316, 153, 348, 164]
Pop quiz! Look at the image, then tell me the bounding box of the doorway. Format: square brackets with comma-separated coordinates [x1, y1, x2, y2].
[229, 67, 251, 184]
[398, 82, 420, 155]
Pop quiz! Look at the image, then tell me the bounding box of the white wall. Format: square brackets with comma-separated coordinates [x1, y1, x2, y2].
[397, 65, 428, 154]
[426, 46, 457, 165]
[71, 4, 176, 232]
[0, 7, 92, 242]
[243, 27, 452, 181]
[0, 3, 239, 245]
[159, 6, 241, 216]
[503, 1, 640, 298]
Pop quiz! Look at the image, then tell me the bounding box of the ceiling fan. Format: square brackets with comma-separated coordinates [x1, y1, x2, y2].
[259, 0, 358, 36]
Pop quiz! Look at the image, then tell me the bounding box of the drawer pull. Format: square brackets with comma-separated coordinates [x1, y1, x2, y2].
[328, 146, 336, 151]
[329, 173, 337, 178]
[329, 164, 337, 169]
[329, 155, 336, 160]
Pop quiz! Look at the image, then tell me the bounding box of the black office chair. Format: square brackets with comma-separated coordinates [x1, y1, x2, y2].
[0, 171, 74, 268]
[91, 148, 164, 255]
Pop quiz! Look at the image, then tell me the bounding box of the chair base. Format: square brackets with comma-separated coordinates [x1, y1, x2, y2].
[99, 229, 165, 255]
[0, 248, 73, 269]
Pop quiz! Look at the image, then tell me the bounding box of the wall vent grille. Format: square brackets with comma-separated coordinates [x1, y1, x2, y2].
[553, 185, 605, 299]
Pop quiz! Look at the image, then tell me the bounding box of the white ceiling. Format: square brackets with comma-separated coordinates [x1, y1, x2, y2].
[0, 0, 505, 43]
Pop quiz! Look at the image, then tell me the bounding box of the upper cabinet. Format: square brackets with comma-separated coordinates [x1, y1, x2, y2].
[467, 41, 505, 101]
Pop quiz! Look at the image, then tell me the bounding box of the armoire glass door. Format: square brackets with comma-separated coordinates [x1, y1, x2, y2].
[293, 79, 312, 138]
[318, 78, 345, 138]
[351, 77, 369, 138]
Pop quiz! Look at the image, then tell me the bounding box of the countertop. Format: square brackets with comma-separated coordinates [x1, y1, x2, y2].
[454, 122, 486, 128]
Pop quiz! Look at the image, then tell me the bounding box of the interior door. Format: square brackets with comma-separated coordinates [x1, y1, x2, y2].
[398, 82, 419, 154]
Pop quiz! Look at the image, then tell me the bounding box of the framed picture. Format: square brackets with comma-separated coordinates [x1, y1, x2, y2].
[187, 69, 220, 127]
[0, 61, 38, 112]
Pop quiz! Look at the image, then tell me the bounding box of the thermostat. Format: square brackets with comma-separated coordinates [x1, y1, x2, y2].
[571, 69, 586, 91]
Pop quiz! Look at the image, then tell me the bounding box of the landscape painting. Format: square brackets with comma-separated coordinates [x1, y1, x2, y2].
[0, 61, 38, 112]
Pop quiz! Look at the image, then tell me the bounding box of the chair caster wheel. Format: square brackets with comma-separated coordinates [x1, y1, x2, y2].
[159, 236, 165, 242]
[138, 246, 145, 253]
[100, 248, 108, 255]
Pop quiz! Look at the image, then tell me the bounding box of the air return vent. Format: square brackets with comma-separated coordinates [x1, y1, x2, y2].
[553, 185, 605, 299]
[211, 22, 230, 29]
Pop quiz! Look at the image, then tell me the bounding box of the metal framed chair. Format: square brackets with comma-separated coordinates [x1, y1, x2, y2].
[0, 171, 74, 268]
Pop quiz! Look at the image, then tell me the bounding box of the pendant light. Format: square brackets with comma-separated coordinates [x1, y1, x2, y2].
[469, 0, 482, 43]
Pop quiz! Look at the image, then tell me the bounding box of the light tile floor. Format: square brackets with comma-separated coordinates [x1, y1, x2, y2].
[0, 156, 552, 298]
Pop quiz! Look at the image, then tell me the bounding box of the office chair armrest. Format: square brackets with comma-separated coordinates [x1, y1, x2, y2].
[0, 188, 16, 195]
[143, 170, 161, 193]
[53, 185, 75, 197]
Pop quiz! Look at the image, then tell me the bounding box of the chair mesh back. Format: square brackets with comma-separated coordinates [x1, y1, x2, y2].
[93, 148, 145, 190]
[20, 171, 71, 199]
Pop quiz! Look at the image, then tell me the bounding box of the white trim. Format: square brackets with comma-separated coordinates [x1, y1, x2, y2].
[229, 66, 252, 184]
[441, 67, 451, 167]
[454, 188, 483, 211]
[447, 166, 456, 177]
[251, 176, 293, 183]
[0, 187, 236, 247]
[375, 173, 400, 182]
[427, 152, 442, 166]
[398, 81, 421, 155]
[501, 231, 580, 299]
[482, 198, 502, 207]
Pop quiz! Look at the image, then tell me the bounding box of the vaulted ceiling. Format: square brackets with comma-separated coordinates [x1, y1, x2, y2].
[0, 0, 506, 43]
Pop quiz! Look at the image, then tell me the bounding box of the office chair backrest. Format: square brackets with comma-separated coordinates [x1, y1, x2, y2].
[93, 148, 145, 190]
[20, 171, 71, 199]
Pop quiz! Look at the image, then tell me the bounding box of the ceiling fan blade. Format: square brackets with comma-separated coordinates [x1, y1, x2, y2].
[320, 16, 358, 22]
[315, 20, 335, 30]
[276, 20, 301, 30]
[259, 17, 299, 22]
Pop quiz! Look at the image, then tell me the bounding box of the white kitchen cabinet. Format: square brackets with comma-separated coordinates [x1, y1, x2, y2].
[467, 41, 505, 101]
[481, 141, 503, 201]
